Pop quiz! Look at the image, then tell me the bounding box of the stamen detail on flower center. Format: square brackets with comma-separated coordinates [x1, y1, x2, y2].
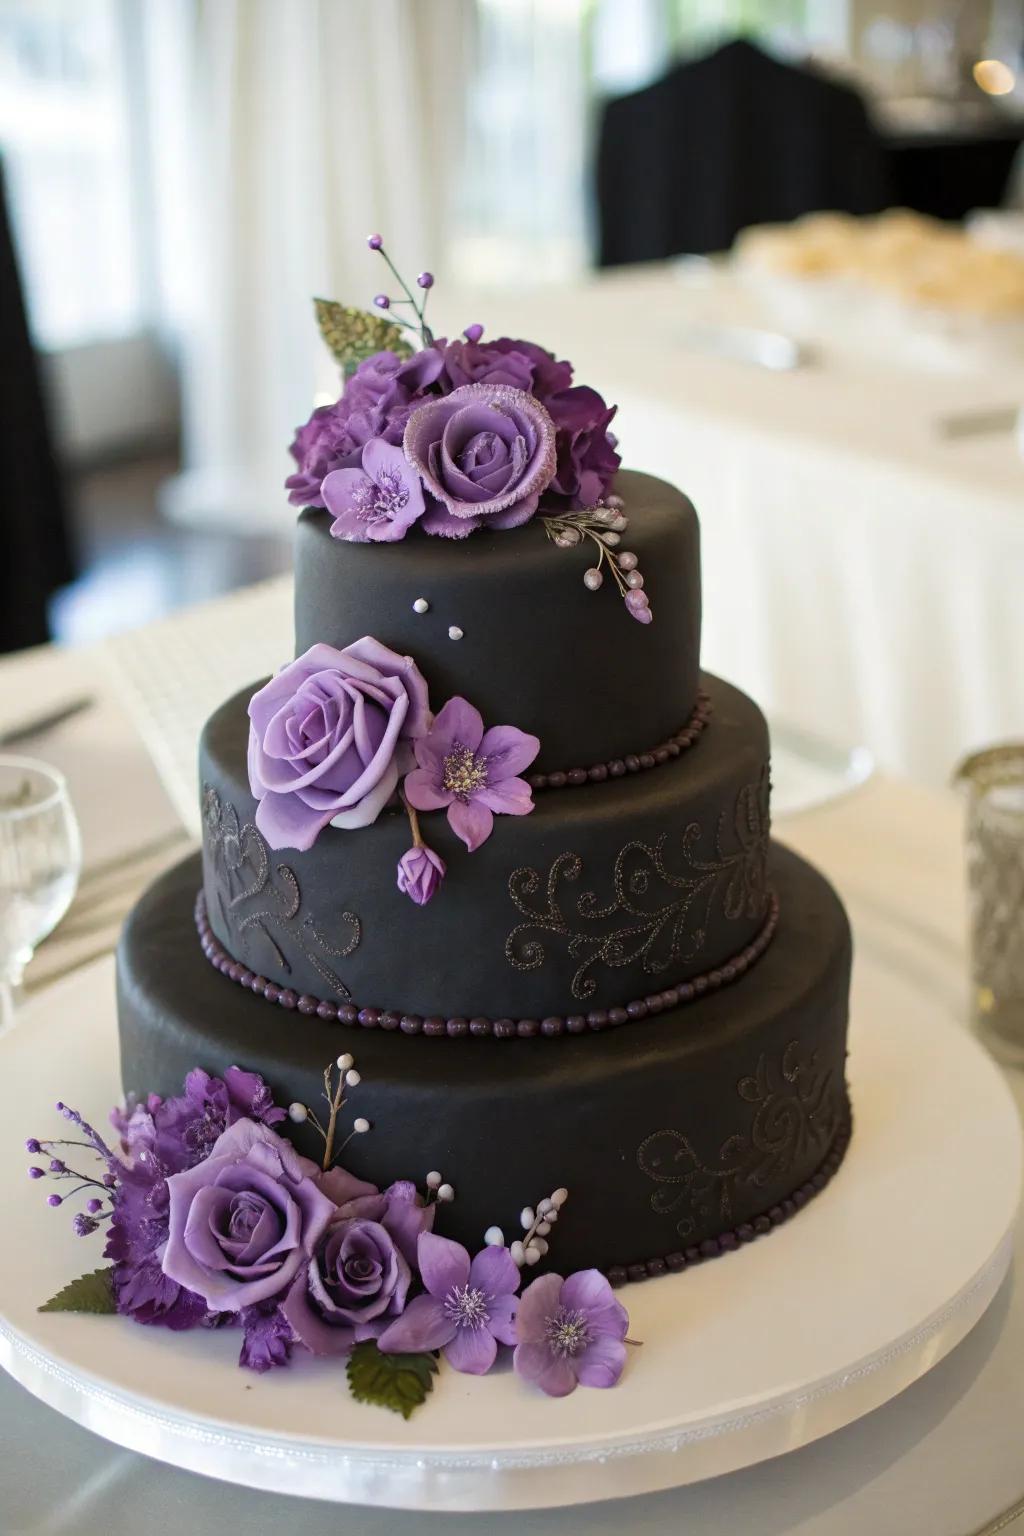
[444, 1284, 490, 1330]
[545, 1307, 591, 1358]
[352, 468, 410, 525]
[442, 742, 488, 800]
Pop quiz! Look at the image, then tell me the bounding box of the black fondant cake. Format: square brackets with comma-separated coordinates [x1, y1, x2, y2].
[116, 464, 853, 1281]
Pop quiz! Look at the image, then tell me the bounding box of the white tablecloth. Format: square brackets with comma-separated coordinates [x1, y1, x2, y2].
[432, 267, 1024, 788]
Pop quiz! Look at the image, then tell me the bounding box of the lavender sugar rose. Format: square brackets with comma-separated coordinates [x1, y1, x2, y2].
[247, 637, 430, 851]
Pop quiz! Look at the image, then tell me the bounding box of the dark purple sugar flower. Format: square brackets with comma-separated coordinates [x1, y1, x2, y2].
[285, 347, 445, 509]
[239, 1301, 294, 1372]
[513, 1269, 629, 1397]
[441, 335, 572, 400]
[378, 1231, 520, 1376]
[321, 438, 425, 544]
[545, 386, 621, 510]
[403, 696, 540, 852]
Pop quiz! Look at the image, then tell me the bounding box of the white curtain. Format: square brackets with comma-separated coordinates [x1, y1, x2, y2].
[147, 0, 473, 532]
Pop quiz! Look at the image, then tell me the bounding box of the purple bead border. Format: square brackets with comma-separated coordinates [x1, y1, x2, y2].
[606, 1102, 852, 1287]
[194, 887, 780, 1040]
[528, 690, 711, 791]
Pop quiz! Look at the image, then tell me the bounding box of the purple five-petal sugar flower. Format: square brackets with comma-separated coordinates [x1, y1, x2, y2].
[396, 844, 446, 905]
[321, 437, 425, 544]
[403, 696, 540, 852]
[513, 1269, 629, 1397]
[378, 1231, 520, 1375]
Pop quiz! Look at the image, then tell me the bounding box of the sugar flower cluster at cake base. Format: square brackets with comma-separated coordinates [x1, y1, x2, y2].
[286, 237, 651, 623]
[28, 1062, 632, 1418]
[246, 635, 540, 901]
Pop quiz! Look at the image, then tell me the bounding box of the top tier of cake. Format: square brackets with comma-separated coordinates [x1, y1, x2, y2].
[294, 470, 701, 774]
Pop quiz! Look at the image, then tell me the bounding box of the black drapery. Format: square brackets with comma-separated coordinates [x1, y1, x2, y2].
[0, 157, 75, 653]
[596, 39, 891, 266]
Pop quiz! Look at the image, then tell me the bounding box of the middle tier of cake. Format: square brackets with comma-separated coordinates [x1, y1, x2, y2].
[200, 673, 772, 1023]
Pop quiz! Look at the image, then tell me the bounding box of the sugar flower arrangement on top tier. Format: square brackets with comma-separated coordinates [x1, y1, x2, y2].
[28, 1059, 633, 1418]
[285, 236, 652, 624]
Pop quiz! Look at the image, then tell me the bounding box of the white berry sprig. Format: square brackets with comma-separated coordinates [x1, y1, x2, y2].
[424, 1170, 456, 1206]
[287, 1054, 370, 1171]
[483, 1186, 569, 1267]
[541, 498, 652, 624]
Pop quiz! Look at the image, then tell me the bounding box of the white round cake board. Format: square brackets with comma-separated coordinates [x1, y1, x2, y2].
[0, 957, 1018, 1512]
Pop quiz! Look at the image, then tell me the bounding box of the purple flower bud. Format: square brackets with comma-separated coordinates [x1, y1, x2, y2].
[367, 233, 383, 250]
[463, 323, 484, 342]
[417, 272, 434, 289]
[28, 1166, 43, 1179]
[625, 570, 644, 589]
[396, 845, 446, 906]
[73, 1213, 99, 1237]
[26, 1137, 41, 1153]
[103, 1173, 116, 1188]
[49, 1158, 65, 1173]
[373, 293, 390, 309]
[617, 551, 638, 572]
[625, 589, 653, 624]
[47, 1194, 62, 1208]
[583, 567, 603, 591]
[55, 1102, 64, 1112]
[86, 1197, 103, 1213]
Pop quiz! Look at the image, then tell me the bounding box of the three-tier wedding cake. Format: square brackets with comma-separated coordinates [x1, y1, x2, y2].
[116, 249, 851, 1294]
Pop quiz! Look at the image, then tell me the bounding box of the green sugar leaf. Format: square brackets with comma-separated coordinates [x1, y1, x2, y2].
[346, 1340, 438, 1420]
[39, 1266, 116, 1315]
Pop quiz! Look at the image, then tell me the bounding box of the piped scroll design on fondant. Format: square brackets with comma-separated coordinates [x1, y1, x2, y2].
[202, 785, 361, 997]
[505, 769, 770, 1000]
[636, 1041, 843, 1240]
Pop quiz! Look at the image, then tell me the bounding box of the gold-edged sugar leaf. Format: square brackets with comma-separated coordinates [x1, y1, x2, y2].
[314, 298, 413, 377]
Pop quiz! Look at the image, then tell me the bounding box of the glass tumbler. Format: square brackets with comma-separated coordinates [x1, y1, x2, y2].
[0, 755, 82, 1030]
[956, 744, 1024, 1065]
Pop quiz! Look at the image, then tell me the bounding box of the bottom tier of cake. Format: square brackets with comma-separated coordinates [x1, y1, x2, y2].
[116, 843, 852, 1279]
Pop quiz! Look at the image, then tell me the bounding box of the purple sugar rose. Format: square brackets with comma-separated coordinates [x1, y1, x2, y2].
[285, 348, 445, 508]
[545, 386, 621, 509]
[321, 438, 425, 543]
[378, 1231, 520, 1376]
[404, 696, 540, 852]
[513, 1269, 629, 1397]
[281, 1216, 411, 1357]
[404, 384, 557, 537]
[247, 638, 431, 851]
[396, 844, 446, 905]
[441, 336, 573, 399]
[319, 1175, 436, 1269]
[161, 1119, 336, 1312]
